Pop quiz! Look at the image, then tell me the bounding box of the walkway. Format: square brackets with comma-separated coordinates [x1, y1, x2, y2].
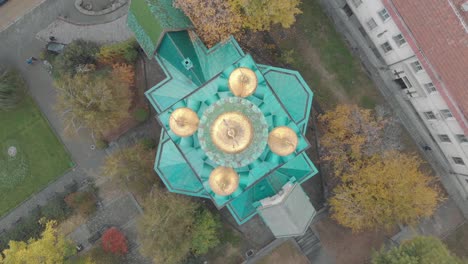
[0, 0, 128, 230]
[0, 0, 45, 31]
[37, 15, 133, 44]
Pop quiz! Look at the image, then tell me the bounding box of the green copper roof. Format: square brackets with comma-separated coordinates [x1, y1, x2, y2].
[128, 3, 318, 228]
[127, 0, 192, 57]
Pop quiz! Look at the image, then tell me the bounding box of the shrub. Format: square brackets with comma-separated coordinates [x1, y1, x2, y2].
[133, 108, 149, 122]
[0, 68, 25, 110]
[140, 138, 156, 150]
[64, 191, 97, 217]
[101, 227, 128, 255]
[53, 40, 99, 77]
[95, 139, 109, 149]
[97, 39, 139, 65]
[191, 208, 221, 255]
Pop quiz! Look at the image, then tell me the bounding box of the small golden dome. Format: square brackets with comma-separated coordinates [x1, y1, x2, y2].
[210, 111, 253, 154]
[169, 108, 199, 137]
[228, 67, 258, 97]
[209, 167, 239, 196]
[268, 126, 298, 156]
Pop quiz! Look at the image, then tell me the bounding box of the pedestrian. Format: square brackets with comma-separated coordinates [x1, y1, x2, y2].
[49, 36, 56, 42]
[26, 57, 33, 65]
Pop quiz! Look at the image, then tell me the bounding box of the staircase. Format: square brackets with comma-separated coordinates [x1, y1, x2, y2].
[294, 228, 321, 261]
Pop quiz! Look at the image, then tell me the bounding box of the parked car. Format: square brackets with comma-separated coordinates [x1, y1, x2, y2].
[0, 0, 8, 6]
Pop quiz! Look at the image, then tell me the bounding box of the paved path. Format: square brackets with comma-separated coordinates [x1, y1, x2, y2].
[0, 0, 126, 230]
[37, 15, 132, 44]
[0, 0, 45, 31]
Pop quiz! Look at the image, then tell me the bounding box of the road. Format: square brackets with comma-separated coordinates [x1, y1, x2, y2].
[0, 0, 44, 31]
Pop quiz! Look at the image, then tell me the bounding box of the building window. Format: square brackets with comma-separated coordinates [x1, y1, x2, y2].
[456, 134, 468, 143]
[367, 18, 378, 30]
[343, 4, 354, 17]
[452, 157, 465, 165]
[378, 8, 391, 21]
[424, 82, 437, 93]
[380, 42, 393, 53]
[438, 134, 451, 143]
[410, 61, 423, 72]
[392, 34, 406, 46]
[440, 109, 453, 119]
[423, 111, 436, 120]
[352, 0, 362, 8]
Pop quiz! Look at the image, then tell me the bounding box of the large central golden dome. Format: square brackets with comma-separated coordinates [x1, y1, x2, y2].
[210, 111, 253, 154]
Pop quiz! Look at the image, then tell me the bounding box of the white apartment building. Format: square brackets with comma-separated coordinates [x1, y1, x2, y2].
[345, 0, 468, 195]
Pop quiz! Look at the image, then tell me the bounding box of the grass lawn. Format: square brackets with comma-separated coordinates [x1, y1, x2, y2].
[272, 0, 382, 110]
[0, 96, 72, 216]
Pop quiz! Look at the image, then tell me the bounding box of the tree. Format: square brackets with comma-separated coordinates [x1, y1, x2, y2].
[372, 236, 465, 264]
[0, 68, 25, 110]
[230, 0, 302, 31]
[101, 143, 156, 194]
[191, 208, 221, 255]
[330, 151, 441, 232]
[138, 191, 198, 264]
[53, 40, 99, 77]
[0, 220, 75, 263]
[101, 227, 128, 255]
[319, 104, 384, 176]
[54, 70, 132, 136]
[174, 0, 242, 46]
[97, 39, 139, 65]
[64, 191, 97, 217]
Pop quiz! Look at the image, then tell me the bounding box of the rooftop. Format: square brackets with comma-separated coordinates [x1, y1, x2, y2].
[385, 0, 468, 133]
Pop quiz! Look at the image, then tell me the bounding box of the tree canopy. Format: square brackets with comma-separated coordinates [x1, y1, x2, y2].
[319, 104, 384, 175]
[53, 40, 99, 77]
[330, 152, 441, 232]
[54, 69, 132, 136]
[137, 191, 221, 264]
[0, 68, 25, 110]
[101, 142, 156, 194]
[0, 220, 75, 264]
[230, 0, 302, 31]
[174, 0, 302, 45]
[372, 236, 466, 264]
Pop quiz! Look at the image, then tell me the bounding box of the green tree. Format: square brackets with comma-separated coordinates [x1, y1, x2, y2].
[97, 39, 139, 65]
[54, 40, 99, 77]
[0, 68, 25, 110]
[191, 208, 221, 255]
[330, 151, 441, 232]
[101, 143, 156, 194]
[0, 220, 75, 264]
[230, 0, 302, 31]
[138, 191, 197, 264]
[54, 69, 132, 136]
[372, 236, 466, 264]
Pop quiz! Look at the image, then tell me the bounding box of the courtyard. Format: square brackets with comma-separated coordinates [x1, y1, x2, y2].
[0, 96, 71, 216]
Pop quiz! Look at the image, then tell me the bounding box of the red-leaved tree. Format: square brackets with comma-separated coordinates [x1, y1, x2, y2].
[101, 227, 128, 255]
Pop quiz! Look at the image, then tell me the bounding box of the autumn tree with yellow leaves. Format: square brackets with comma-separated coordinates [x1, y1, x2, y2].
[319, 104, 384, 175]
[320, 105, 441, 232]
[0, 220, 75, 264]
[330, 152, 441, 232]
[174, 0, 302, 46]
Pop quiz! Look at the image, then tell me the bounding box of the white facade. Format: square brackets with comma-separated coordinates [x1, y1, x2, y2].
[346, 0, 468, 194]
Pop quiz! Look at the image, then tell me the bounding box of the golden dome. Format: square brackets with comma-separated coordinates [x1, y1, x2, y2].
[210, 111, 253, 154]
[228, 67, 258, 97]
[209, 167, 239, 196]
[169, 108, 199, 137]
[268, 126, 298, 156]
